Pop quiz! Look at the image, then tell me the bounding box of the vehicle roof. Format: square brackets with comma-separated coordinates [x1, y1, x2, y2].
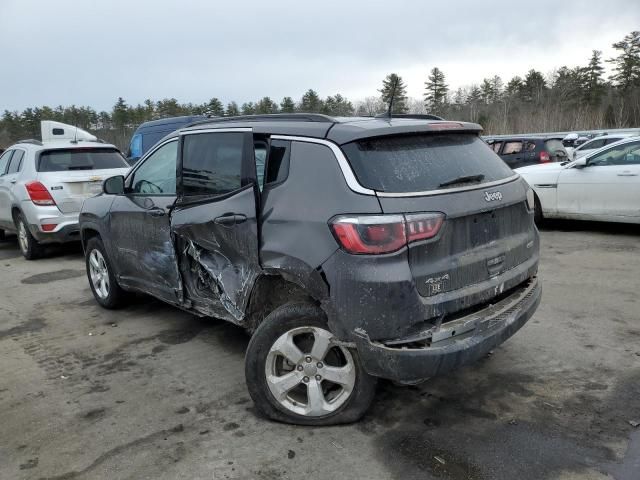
[178, 114, 483, 145]
[9, 140, 119, 152]
[134, 115, 207, 133]
[486, 135, 564, 142]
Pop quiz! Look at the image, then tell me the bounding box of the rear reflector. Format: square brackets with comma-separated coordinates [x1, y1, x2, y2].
[41, 224, 57, 232]
[26, 181, 56, 206]
[330, 213, 444, 255]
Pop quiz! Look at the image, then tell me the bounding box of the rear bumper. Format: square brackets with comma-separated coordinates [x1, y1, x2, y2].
[353, 277, 541, 383]
[20, 201, 80, 244]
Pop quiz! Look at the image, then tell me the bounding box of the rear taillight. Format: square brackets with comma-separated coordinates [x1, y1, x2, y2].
[26, 181, 56, 206]
[329, 213, 444, 255]
[539, 151, 551, 163]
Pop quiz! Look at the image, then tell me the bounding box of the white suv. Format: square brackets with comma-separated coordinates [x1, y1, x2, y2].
[0, 121, 129, 259]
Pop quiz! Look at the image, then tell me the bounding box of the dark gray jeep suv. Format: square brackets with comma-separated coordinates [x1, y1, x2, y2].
[80, 114, 541, 425]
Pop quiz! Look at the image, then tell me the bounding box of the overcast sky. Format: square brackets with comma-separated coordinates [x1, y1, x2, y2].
[1, 0, 639, 112]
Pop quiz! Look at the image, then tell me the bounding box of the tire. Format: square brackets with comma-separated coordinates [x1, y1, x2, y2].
[0, 229, 5, 242]
[85, 236, 127, 309]
[245, 302, 377, 425]
[16, 213, 44, 260]
[534, 194, 544, 225]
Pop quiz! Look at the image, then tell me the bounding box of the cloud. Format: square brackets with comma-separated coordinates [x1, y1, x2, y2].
[1, 0, 638, 111]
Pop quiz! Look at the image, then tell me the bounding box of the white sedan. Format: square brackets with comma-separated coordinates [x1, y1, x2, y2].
[516, 136, 640, 224]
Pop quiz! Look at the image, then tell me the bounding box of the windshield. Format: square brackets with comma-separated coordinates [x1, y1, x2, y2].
[38, 148, 128, 172]
[341, 133, 514, 193]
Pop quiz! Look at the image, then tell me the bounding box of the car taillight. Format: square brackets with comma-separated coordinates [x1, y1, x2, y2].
[329, 213, 444, 255]
[26, 181, 56, 206]
[539, 151, 551, 163]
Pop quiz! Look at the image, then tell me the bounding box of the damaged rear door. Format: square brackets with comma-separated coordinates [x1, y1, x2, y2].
[171, 129, 261, 323]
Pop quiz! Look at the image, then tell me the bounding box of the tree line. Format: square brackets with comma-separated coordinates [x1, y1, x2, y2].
[1, 30, 638, 151]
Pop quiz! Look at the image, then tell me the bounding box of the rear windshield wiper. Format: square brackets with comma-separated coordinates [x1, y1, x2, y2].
[438, 174, 485, 188]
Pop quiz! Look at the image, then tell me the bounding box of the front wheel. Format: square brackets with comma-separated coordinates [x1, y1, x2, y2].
[245, 303, 377, 425]
[85, 237, 127, 309]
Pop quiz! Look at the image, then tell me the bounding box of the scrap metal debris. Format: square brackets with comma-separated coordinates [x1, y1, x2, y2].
[434, 455, 446, 465]
[629, 420, 640, 428]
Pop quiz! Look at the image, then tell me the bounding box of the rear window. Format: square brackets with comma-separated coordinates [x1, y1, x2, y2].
[38, 148, 128, 172]
[341, 133, 514, 193]
[544, 139, 565, 153]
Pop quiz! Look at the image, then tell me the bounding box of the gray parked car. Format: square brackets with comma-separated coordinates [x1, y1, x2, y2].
[0, 124, 129, 259]
[79, 114, 542, 425]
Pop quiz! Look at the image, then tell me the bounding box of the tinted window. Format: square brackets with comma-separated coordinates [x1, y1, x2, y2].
[524, 141, 537, 152]
[582, 138, 606, 150]
[254, 140, 267, 190]
[7, 150, 24, 174]
[265, 140, 290, 185]
[182, 132, 244, 197]
[38, 148, 127, 172]
[604, 137, 623, 145]
[131, 141, 177, 194]
[502, 141, 523, 154]
[0, 150, 13, 175]
[491, 141, 502, 153]
[342, 133, 513, 193]
[589, 141, 640, 166]
[544, 139, 565, 154]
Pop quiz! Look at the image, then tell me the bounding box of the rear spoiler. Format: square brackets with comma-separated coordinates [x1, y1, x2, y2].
[330, 121, 484, 145]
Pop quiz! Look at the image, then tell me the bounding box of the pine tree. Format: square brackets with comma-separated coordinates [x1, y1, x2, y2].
[255, 97, 278, 114]
[322, 94, 354, 116]
[522, 70, 547, 103]
[299, 89, 323, 112]
[424, 67, 448, 114]
[241, 102, 255, 115]
[112, 97, 130, 129]
[204, 98, 225, 116]
[608, 31, 640, 91]
[226, 102, 240, 116]
[583, 51, 605, 105]
[379, 74, 408, 114]
[505, 76, 524, 97]
[280, 97, 295, 113]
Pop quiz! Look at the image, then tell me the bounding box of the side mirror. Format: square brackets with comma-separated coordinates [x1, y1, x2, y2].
[572, 157, 588, 169]
[103, 175, 125, 195]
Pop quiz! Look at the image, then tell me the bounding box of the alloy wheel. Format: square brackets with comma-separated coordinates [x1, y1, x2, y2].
[18, 221, 29, 254]
[88, 249, 110, 299]
[265, 326, 356, 417]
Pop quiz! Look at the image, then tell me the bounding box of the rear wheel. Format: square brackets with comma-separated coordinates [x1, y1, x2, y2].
[245, 303, 377, 425]
[85, 236, 127, 309]
[0, 229, 5, 242]
[16, 213, 44, 260]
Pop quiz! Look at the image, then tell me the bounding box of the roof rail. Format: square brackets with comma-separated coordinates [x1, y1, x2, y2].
[374, 113, 444, 121]
[16, 139, 43, 146]
[187, 113, 337, 128]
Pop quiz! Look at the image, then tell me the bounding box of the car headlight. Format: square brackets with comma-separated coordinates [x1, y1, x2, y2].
[526, 188, 535, 211]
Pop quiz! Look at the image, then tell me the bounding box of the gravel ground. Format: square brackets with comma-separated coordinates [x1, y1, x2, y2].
[1, 220, 639, 480]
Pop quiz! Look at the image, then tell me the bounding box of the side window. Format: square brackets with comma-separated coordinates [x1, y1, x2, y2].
[605, 137, 622, 145]
[588, 141, 640, 167]
[254, 140, 268, 190]
[502, 141, 523, 155]
[524, 141, 537, 152]
[130, 140, 178, 194]
[182, 132, 244, 197]
[0, 150, 13, 175]
[265, 140, 291, 186]
[491, 141, 503, 153]
[7, 150, 25, 174]
[585, 138, 606, 150]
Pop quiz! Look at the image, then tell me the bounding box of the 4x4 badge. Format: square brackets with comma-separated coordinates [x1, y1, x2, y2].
[484, 191, 502, 202]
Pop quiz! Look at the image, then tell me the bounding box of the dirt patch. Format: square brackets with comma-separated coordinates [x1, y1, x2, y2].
[0, 317, 46, 340]
[21, 269, 84, 285]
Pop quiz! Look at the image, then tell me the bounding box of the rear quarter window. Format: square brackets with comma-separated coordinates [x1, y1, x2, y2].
[342, 133, 514, 193]
[38, 148, 128, 172]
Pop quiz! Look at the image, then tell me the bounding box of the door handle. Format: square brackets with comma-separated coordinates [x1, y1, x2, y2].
[10, 179, 17, 184]
[148, 208, 165, 217]
[214, 214, 247, 226]
[617, 172, 638, 176]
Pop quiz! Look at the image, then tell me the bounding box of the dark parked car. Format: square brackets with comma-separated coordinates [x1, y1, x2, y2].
[127, 115, 206, 164]
[487, 136, 568, 169]
[80, 114, 541, 425]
